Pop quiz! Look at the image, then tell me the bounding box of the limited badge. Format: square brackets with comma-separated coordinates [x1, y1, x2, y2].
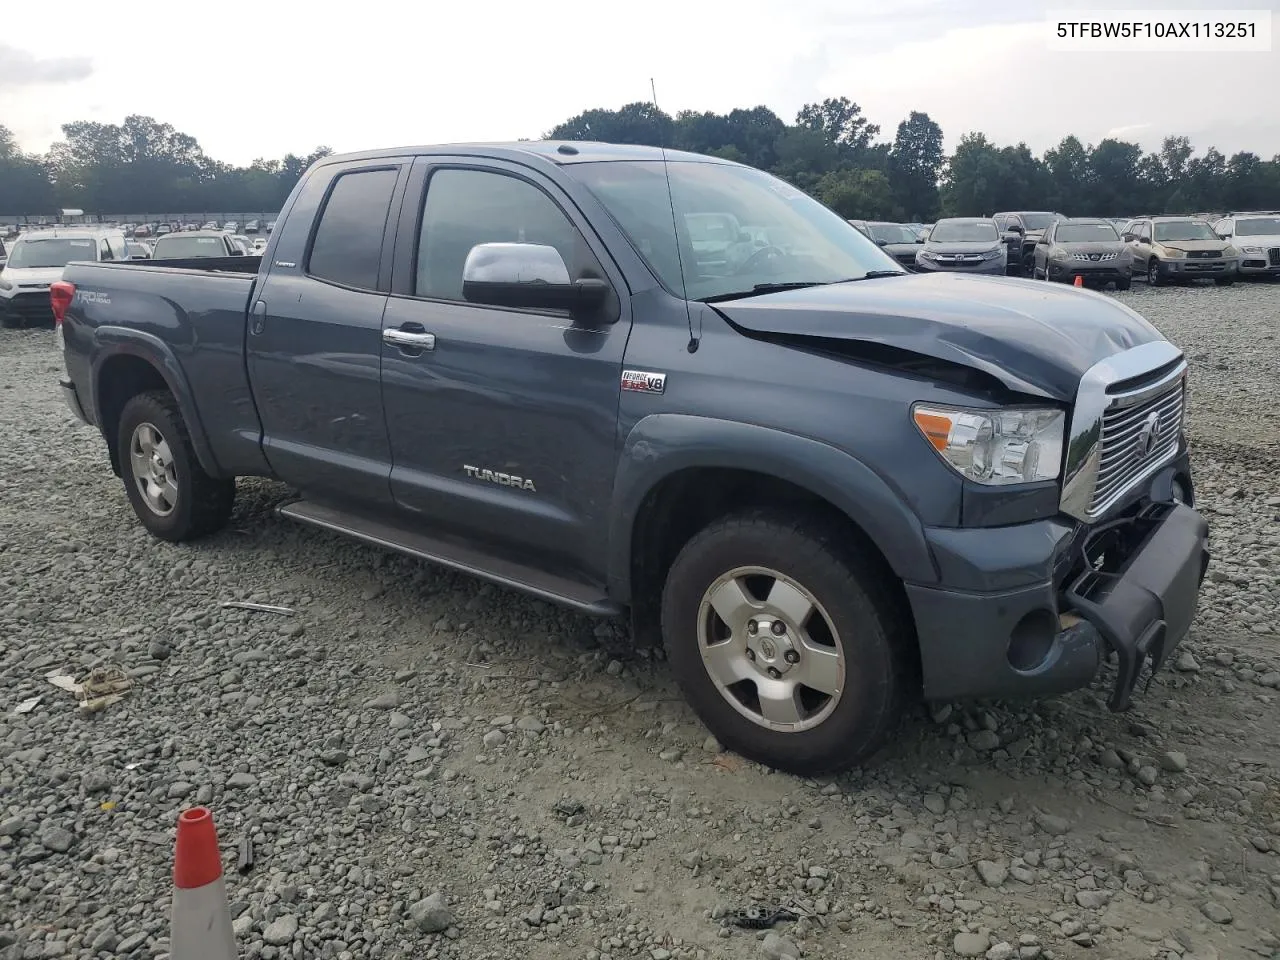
[621, 370, 666, 395]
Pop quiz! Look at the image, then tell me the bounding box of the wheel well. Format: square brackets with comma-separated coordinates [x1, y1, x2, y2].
[628, 467, 918, 672]
[97, 356, 170, 475]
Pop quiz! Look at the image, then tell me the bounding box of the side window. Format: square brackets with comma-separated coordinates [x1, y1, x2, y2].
[306, 167, 399, 290]
[99, 240, 114, 261]
[1214, 219, 1231, 236]
[415, 168, 593, 303]
[993, 215, 1007, 231]
[1137, 222, 1152, 241]
[107, 236, 128, 261]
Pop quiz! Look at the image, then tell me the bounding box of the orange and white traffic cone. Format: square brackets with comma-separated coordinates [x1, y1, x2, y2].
[170, 807, 238, 959]
[1073, 275, 1084, 287]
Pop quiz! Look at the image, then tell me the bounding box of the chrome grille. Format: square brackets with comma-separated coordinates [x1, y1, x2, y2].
[1070, 252, 1118, 262]
[1089, 381, 1184, 516]
[1269, 247, 1279, 266]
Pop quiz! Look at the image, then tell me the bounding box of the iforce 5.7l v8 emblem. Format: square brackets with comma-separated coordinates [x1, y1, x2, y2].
[621, 370, 667, 395]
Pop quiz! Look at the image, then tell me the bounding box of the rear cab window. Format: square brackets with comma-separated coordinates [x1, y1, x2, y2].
[306, 168, 400, 290]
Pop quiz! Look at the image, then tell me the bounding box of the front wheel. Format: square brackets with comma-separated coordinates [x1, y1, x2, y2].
[660, 513, 908, 775]
[117, 391, 236, 542]
[1115, 276, 1132, 291]
[1147, 259, 1165, 286]
[1214, 276, 1235, 286]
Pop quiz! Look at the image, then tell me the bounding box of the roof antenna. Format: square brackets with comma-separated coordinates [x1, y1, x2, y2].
[652, 77, 699, 354]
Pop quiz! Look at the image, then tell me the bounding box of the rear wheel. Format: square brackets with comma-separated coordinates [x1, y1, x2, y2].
[660, 513, 908, 775]
[117, 391, 235, 542]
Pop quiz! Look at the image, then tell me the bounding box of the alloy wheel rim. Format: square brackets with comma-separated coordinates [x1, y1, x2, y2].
[696, 565, 845, 732]
[129, 422, 178, 516]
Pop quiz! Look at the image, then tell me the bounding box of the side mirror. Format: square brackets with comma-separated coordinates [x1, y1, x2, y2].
[1007, 224, 1024, 235]
[915, 236, 925, 243]
[1137, 236, 1150, 245]
[875, 238, 889, 246]
[462, 242, 608, 313]
[1219, 232, 1232, 239]
[230, 247, 244, 256]
[130, 254, 149, 260]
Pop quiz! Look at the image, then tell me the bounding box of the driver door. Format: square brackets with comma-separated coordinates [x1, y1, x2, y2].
[378, 158, 632, 576]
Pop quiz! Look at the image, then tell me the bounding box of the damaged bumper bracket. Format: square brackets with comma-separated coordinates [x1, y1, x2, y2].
[1063, 501, 1210, 712]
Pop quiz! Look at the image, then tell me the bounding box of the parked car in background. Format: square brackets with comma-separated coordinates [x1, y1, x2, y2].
[1033, 218, 1132, 289]
[151, 231, 249, 260]
[0, 238, 7, 269]
[915, 218, 1007, 274]
[1, 227, 129, 327]
[860, 221, 924, 271]
[992, 211, 1065, 275]
[54, 140, 1209, 774]
[245, 220, 260, 234]
[1121, 217, 1238, 286]
[1212, 212, 1280, 277]
[202, 221, 219, 230]
[156, 223, 173, 237]
[265, 220, 276, 233]
[250, 237, 268, 254]
[134, 224, 152, 238]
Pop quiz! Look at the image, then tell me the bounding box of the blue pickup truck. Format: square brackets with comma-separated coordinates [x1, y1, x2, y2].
[54, 141, 1210, 774]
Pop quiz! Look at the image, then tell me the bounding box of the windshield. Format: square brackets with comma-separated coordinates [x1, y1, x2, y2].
[153, 236, 227, 258]
[929, 221, 998, 243]
[1236, 217, 1280, 237]
[868, 223, 919, 244]
[1021, 213, 1060, 231]
[6, 237, 98, 269]
[1056, 222, 1120, 243]
[563, 160, 900, 300]
[1154, 221, 1219, 242]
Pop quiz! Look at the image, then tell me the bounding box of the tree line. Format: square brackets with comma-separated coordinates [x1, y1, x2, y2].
[2, 101, 1277, 220]
[0, 117, 331, 217]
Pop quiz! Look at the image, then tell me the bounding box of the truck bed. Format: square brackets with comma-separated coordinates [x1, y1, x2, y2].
[60, 257, 267, 478]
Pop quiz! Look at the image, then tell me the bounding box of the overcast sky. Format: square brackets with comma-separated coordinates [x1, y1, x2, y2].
[3, 0, 1277, 167]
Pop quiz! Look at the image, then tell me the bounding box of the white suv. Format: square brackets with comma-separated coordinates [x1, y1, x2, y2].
[1213, 212, 1280, 277]
[0, 227, 129, 328]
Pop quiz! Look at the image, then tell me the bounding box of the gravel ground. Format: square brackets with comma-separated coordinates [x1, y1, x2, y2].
[1, 281, 1278, 960]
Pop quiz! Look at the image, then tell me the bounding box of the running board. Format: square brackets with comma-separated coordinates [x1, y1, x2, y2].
[276, 499, 622, 617]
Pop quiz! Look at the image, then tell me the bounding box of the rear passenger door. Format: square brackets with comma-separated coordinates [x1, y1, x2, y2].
[247, 160, 410, 507]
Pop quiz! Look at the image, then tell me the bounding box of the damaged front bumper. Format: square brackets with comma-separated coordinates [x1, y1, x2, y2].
[908, 474, 1210, 709]
[1061, 501, 1209, 710]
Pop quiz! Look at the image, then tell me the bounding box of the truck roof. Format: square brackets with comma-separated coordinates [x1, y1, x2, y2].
[314, 140, 731, 168]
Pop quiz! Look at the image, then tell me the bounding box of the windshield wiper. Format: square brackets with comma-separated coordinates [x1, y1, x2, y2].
[700, 273, 903, 303]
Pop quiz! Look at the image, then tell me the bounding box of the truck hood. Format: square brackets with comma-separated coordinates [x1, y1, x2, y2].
[711, 271, 1166, 401]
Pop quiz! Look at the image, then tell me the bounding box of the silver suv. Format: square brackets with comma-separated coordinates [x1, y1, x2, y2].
[1120, 217, 1238, 287]
[1212, 212, 1280, 277]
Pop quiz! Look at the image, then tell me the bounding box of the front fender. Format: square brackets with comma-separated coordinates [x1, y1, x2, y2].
[606, 413, 939, 599]
[92, 326, 222, 477]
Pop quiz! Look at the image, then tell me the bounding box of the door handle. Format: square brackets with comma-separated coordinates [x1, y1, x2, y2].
[250, 300, 267, 336]
[382, 329, 436, 351]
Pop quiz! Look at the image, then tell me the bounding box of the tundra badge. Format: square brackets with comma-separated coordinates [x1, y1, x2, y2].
[463, 465, 536, 492]
[621, 370, 667, 395]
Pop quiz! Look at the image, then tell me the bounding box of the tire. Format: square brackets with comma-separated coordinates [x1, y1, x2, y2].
[1214, 277, 1235, 286]
[117, 390, 235, 542]
[1115, 276, 1132, 291]
[660, 512, 908, 775]
[0, 311, 22, 329]
[1147, 259, 1164, 286]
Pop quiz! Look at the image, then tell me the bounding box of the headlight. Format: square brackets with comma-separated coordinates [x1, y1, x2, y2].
[982, 247, 1004, 260]
[1157, 246, 1185, 259]
[912, 404, 1066, 485]
[1050, 247, 1073, 259]
[1241, 246, 1264, 255]
[918, 250, 936, 261]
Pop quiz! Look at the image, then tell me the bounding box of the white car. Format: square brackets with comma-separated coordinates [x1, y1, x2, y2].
[0, 228, 129, 328]
[1214, 213, 1280, 277]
